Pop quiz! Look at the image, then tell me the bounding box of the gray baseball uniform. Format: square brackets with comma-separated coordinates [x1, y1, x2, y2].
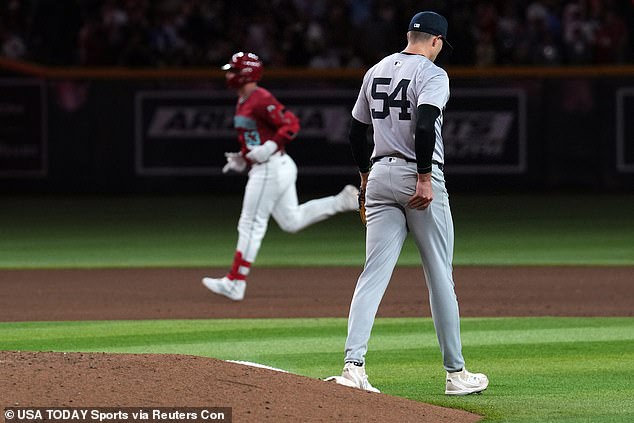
[344, 52, 465, 372]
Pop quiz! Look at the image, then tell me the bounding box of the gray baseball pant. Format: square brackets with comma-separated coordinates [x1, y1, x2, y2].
[344, 157, 465, 372]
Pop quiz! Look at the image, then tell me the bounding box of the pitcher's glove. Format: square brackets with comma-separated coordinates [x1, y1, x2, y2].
[358, 187, 367, 226]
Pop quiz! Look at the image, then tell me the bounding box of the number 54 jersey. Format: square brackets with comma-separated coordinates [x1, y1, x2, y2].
[351, 52, 449, 165]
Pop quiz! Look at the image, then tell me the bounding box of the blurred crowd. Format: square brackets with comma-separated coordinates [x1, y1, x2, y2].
[1, 0, 632, 68]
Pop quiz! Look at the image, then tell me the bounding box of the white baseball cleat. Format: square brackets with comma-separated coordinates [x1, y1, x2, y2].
[201, 277, 246, 301]
[445, 368, 489, 395]
[325, 362, 380, 393]
[335, 185, 360, 212]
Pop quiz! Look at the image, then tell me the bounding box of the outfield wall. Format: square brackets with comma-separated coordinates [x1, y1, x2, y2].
[1, 61, 633, 194]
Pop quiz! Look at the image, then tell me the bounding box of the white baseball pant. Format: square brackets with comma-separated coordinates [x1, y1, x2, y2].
[236, 152, 342, 263]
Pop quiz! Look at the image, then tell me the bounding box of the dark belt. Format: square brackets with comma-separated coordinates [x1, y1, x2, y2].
[372, 154, 444, 171]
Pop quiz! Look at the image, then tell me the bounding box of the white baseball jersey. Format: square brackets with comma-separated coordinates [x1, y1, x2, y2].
[351, 52, 449, 164]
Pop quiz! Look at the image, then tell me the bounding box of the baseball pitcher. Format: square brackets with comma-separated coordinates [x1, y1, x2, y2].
[328, 12, 489, 395]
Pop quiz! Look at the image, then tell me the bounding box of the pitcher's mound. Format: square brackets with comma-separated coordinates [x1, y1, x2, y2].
[1, 351, 481, 422]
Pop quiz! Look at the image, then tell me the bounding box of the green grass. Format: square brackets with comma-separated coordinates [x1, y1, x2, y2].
[1, 317, 633, 422]
[0, 194, 633, 268]
[454, 194, 634, 265]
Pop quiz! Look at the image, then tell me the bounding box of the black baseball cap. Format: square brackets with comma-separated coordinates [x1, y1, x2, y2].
[408, 11, 453, 51]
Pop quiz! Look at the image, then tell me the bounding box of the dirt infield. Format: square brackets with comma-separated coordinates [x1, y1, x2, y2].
[1, 266, 632, 422]
[1, 266, 631, 321]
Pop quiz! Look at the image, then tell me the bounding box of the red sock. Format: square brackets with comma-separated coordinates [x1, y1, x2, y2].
[227, 251, 251, 282]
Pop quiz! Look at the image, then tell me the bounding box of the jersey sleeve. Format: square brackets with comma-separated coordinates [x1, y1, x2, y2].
[256, 93, 300, 146]
[266, 103, 300, 145]
[351, 69, 373, 124]
[416, 70, 449, 110]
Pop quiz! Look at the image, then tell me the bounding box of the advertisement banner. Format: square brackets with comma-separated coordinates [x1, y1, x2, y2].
[616, 88, 634, 173]
[135, 88, 526, 176]
[0, 79, 47, 177]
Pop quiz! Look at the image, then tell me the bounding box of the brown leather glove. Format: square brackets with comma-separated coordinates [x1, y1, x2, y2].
[358, 187, 367, 226]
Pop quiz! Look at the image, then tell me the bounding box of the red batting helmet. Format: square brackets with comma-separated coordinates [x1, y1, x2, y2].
[221, 52, 263, 89]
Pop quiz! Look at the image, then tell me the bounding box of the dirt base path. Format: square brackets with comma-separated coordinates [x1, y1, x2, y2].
[1, 266, 632, 422]
[1, 266, 631, 321]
